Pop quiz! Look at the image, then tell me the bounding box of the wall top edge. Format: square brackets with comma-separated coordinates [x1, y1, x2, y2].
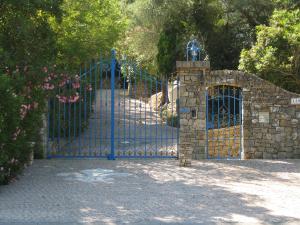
[176, 61, 210, 68]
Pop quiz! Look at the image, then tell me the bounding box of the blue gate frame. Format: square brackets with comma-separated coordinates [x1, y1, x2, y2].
[47, 50, 179, 159]
[205, 85, 243, 159]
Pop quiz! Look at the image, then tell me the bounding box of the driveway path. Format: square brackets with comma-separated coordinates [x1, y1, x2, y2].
[55, 89, 178, 157]
[1, 159, 300, 225]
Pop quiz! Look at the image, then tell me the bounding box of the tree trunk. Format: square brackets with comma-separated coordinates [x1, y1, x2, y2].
[160, 76, 169, 107]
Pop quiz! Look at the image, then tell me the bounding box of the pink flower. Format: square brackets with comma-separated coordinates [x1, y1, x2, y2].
[20, 105, 28, 119]
[56, 95, 68, 103]
[69, 93, 80, 103]
[32, 102, 39, 109]
[43, 83, 54, 90]
[86, 84, 92, 91]
[43, 67, 48, 73]
[72, 82, 80, 89]
[59, 80, 66, 87]
[12, 127, 21, 140]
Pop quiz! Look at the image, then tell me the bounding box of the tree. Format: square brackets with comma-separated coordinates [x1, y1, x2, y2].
[239, 9, 300, 93]
[50, 0, 126, 71]
[0, 0, 62, 69]
[121, 0, 192, 74]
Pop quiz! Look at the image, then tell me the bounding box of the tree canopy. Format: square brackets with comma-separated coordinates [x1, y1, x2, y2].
[122, 0, 300, 93]
[0, 0, 62, 69]
[239, 9, 300, 93]
[50, 0, 126, 71]
[0, 0, 299, 91]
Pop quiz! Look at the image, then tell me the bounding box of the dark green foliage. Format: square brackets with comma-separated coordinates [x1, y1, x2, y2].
[167, 115, 180, 128]
[239, 9, 300, 93]
[157, 27, 178, 77]
[0, 0, 62, 68]
[0, 72, 45, 184]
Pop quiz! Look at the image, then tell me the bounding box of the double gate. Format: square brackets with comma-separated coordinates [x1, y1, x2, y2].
[47, 50, 179, 159]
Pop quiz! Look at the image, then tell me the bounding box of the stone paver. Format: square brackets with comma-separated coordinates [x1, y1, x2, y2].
[1, 159, 300, 225]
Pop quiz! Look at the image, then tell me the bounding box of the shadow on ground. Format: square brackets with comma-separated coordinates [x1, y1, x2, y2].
[0, 159, 299, 225]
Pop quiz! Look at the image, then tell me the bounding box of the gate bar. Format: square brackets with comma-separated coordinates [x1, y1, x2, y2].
[108, 49, 116, 160]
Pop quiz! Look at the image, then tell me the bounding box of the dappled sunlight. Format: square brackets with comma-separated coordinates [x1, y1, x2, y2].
[220, 180, 300, 219]
[228, 214, 263, 224]
[153, 215, 184, 223]
[57, 168, 132, 183]
[1, 159, 300, 224]
[116, 159, 300, 223]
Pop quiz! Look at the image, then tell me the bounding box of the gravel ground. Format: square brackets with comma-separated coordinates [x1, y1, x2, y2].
[0, 159, 300, 225]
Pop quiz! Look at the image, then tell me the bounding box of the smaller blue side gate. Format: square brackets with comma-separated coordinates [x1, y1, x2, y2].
[206, 85, 242, 159]
[47, 50, 179, 159]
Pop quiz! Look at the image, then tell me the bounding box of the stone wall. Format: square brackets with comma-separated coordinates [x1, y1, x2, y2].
[208, 126, 241, 158]
[209, 70, 300, 159]
[176, 61, 210, 166]
[177, 61, 300, 165]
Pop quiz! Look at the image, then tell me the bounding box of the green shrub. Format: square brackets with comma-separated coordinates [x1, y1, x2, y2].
[0, 75, 26, 184]
[0, 69, 45, 184]
[161, 108, 179, 128]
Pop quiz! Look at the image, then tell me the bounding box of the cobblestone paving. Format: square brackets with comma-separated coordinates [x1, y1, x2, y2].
[1, 159, 300, 225]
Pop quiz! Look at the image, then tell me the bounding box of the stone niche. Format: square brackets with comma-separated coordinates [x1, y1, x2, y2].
[177, 61, 300, 166]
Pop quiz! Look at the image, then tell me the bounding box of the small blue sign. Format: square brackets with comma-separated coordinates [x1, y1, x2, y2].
[180, 108, 190, 113]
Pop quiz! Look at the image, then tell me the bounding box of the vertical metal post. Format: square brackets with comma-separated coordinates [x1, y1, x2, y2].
[123, 61, 126, 156]
[108, 49, 116, 160]
[89, 62, 92, 156]
[79, 66, 82, 156]
[208, 87, 216, 158]
[58, 88, 61, 153]
[155, 79, 158, 156]
[176, 76, 180, 159]
[99, 56, 103, 156]
[68, 97, 71, 156]
[227, 86, 231, 158]
[239, 92, 243, 159]
[47, 99, 50, 158]
[217, 86, 220, 159]
[205, 90, 208, 159]
[144, 71, 147, 156]
[233, 88, 236, 158]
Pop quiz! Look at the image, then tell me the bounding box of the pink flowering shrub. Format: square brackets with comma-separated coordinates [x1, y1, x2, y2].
[0, 64, 95, 184]
[43, 67, 95, 140]
[0, 75, 26, 184]
[0, 66, 47, 184]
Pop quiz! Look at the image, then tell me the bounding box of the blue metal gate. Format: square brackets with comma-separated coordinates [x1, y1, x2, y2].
[47, 50, 179, 159]
[206, 85, 242, 159]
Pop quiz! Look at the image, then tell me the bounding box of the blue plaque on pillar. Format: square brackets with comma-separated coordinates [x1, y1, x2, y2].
[180, 108, 190, 113]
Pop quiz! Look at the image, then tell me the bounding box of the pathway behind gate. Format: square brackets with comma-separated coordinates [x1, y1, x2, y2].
[1, 160, 300, 225]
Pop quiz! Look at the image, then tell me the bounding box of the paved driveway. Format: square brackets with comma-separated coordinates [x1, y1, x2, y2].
[54, 89, 177, 157]
[1, 159, 300, 225]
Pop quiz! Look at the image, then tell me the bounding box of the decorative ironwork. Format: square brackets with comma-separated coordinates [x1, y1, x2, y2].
[47, 49, 179, 159]
[186, 39, 201, 62]
[206, 85, 242, 159]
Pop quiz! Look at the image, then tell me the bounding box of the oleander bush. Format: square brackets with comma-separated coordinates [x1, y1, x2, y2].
[46, 68, 95, 140]
[0, 65, 98, 184]
[0, 71, 44, 184]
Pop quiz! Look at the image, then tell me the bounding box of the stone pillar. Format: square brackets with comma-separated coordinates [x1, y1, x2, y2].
[176, 61, 210, 166]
